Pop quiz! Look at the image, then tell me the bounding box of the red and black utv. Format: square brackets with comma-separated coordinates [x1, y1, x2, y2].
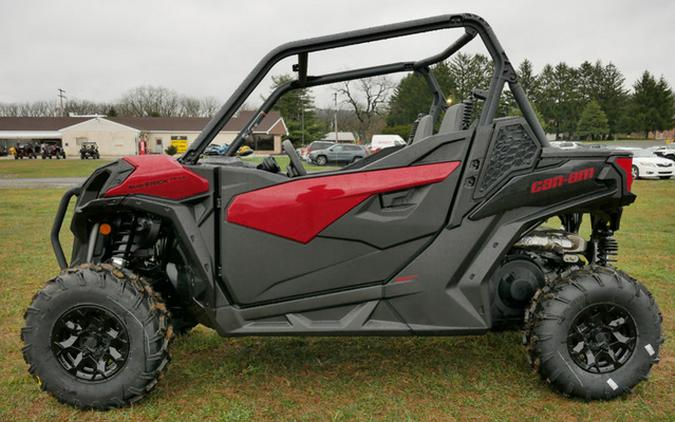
[22, 14, 662, 409]
[41, 143, 67, 159]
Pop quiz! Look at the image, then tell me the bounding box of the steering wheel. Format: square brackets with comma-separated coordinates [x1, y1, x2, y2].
[282, 140, 307, 177]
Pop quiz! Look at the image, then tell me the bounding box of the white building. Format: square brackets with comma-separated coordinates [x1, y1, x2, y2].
[0, 111, 288, 156]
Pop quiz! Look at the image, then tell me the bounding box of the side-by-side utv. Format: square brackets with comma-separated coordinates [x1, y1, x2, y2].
[22, 14, 662, 409]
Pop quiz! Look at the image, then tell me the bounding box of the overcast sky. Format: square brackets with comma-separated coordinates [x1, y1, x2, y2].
[1, 0, 673, 108]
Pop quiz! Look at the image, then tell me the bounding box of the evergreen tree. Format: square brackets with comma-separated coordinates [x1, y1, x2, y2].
[577, 100, 609, 140]
[518, 59, 539, 96]
[631, 71, 673, 138]
[386, 62, 455, 127]
[447, 53, 492, 101]
[270, 74, 325, 145]
[536, 63, 583, 139]
[498, 59, 538, 118]
[577, 60, 603, 103]
[596, 63, 628, 137]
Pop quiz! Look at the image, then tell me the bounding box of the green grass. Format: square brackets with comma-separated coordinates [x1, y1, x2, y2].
[0, 181, 672, 421]
[0, 159, 111, 178]
[0, 156, 336, 179]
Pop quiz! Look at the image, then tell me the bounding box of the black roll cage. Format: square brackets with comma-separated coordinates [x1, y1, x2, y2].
[179, 13, 548, 165]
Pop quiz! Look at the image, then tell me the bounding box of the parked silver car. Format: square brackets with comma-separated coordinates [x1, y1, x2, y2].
[309, 143, 368, 166]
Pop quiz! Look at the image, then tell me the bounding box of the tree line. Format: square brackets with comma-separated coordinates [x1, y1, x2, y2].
[385, 54, 673, 141]
[268, 54, 672, 145]
[0, 86, 221, 118]
[2, 56, 672, 145]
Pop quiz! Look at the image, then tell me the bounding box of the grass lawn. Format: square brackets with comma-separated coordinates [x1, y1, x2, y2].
[0, 158, 112, 178]
[0, 181, 672, 421]
[0, 156, 336, 179]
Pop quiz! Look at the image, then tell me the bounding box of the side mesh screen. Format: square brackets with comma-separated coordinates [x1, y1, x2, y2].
[475, 119, 540, 198]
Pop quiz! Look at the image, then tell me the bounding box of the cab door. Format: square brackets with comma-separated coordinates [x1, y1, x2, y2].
[218, 133, 469, 305]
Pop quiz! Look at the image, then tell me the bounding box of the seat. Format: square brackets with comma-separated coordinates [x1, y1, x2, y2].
[411, 114, 434, 144]
[438, 103, 466, 134]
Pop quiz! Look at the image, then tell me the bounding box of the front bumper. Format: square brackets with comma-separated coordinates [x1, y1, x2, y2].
[51, 187, 81, 269]
[639, 168, 673, 178]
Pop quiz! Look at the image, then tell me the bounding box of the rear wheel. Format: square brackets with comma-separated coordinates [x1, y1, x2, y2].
[21, 264, 173, 409]
[524, 266, 662, 400]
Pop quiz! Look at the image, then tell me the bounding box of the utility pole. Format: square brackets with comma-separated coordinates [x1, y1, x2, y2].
[333, 92, 338, 143]
[57, 88, 67, 116]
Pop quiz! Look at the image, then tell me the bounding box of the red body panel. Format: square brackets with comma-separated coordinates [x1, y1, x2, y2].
[104, 155, 209, 200]
[227, 161, 461, 243]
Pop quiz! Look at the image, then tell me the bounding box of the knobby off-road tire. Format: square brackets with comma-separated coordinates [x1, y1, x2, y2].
[524, 266, 663, 400]
[21, 264, 173, 409]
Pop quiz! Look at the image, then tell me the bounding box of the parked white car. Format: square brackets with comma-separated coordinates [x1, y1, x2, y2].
[550, 141, 581, 149]
[630, 149, 674, 179]
[369, 134, 406, 154]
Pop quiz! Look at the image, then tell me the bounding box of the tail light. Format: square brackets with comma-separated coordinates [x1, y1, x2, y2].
[614, 157, 633, 192]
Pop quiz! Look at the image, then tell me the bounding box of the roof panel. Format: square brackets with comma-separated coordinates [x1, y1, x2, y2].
[0, 111, 286, 134]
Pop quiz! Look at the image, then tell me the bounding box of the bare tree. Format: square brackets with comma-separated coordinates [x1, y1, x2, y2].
[199, 96, 220, 117]
[117, 86, 180, 117]
[0, 88, 221, 118]
[64, 99, 110, 116]
[178, 96, 201, 117]
[334, 76, 393, 141]
[0, 103, 21, 116]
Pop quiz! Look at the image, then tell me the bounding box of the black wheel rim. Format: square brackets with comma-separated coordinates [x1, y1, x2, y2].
[567, 303, 637, 374]
[51, 305, 129, 381]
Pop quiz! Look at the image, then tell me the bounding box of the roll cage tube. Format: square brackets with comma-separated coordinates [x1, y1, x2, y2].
[179, 13, 548, 165]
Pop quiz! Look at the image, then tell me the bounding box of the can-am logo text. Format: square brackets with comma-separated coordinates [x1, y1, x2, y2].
[531, 168, 595, 193]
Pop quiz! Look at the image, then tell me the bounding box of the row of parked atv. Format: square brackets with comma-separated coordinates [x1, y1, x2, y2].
[9, 142, 100, 160]
[11, 143, 66, 159]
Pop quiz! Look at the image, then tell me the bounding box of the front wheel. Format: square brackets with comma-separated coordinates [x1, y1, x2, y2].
[21, 264, 173, 409]
[631, 165, 639, 180]
[315, 155, 327, 166]
[524, 266, 662, 400]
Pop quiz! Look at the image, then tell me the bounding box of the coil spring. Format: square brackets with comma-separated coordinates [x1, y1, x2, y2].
[462, 101, 474, 130]
[109, 217, 135, 258]
[596, 235, 619, 265]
